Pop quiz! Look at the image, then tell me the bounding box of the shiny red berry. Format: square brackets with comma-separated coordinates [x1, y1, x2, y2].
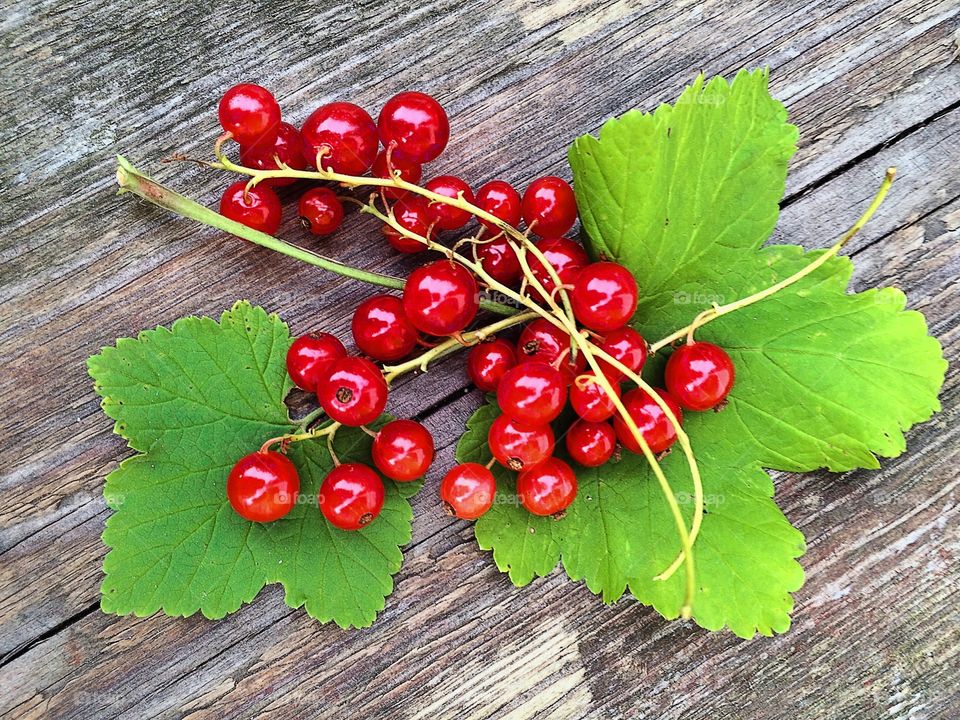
[220, 181, 282, 234]
[239, 122, 307, 187]
[424, 175, 475, 230]
[614, 388, 683, 454]
[383, 196, 434, 253]
[476, 180, 522, 232]
[351, 295, 418, 362]
[440, 463, 496, 520]
[227, 451, 299, 522]
[570, 373, 620, 422]
[298, 187, 344, 236]
[466, 338, 517, 392]
[218, 83, 281, 147]
[474, 235, 522, 285]
[372, 150, 422, 199]
[317, 356, 389, 426]
[571, 262, 639, 332]
[301, 102, 378, 175]
[402, 260, 479, 336]
[488, 414, 554, 471]
[286, 332, 347, 392]
[319, 463, 385, 530]
[517, 457, 577, 516]
[516, 319, 585, 384]
[565, 420, 617, 468]
[497, 361, 567, 425]
[371, 419, 435, 481]
[528, 237, 589, 300]
[664, 342, 736, 411]
[596, 327, 648, 381]
[522, 177, 577, 237]
[378, 91, 450, 163]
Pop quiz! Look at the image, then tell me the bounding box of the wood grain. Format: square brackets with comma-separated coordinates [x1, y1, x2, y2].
[1, 0, 958, 717]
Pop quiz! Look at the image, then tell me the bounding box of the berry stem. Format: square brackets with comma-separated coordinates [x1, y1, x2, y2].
[650, 168, 896, 353]
[260, 421, 342, 454]
[296, 406, 326, 433]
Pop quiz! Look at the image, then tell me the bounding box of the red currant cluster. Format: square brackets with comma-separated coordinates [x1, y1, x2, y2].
[215, 83, 735, 530]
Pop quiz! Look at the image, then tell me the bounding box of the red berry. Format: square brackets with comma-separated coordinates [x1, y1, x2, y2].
[319, 463, 385, 530]
[570, 373, 620, 422]
[383, 196, 434, 253]
[298, 187, 344, 236]
[474, 235, 522, 285]
[424, 175, 475, 230]
[565, 420, 617, 467]
[301, 102, 378, 175]
[351, 294, 418, 362]
[528, 237, 589, 300]
[476, 180, 522, 232]
[517, 457, 577, 516]
[664, 342, 735, 411]
[402, 260, 479, 336]
[378, 91, 450, 163]
[227, 451, 299, 522]
[596, 327, 648, 381]
[372, 150, 422, 199]
[522, 177, 577, 237]
[614, 388, 683, 454]
[488, 414, 554, 471]
[286, 332, 347, 392]
[239, 122, 307, 187]
[371, 419, 435, 481]
[570, 262, 639, 332]
[497, 361, 567, 426]
[317, 356, 389, 427]
[440, 463, 496, 520]
[466, 338, 517, 392]
[516, 318, 586, 384]
[218, 83, 281, 148]
[220, 181, 282, 234]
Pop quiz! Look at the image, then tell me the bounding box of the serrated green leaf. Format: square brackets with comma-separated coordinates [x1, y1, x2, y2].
[91, 301, 412, 628]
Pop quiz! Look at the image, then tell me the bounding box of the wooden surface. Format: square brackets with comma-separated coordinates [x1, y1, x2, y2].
[1, 1, 959, 717]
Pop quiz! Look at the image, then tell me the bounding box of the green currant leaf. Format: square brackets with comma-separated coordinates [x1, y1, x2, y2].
[89, 301, 412, 628]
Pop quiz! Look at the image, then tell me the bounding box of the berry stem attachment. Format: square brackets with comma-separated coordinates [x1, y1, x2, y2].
[650, 167, 896, 353]
[260, 421, 342, 454]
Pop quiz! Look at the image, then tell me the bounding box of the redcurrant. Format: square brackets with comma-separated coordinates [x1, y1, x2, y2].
[517, 457, 577, 516]
[286, 332, 347, 392]
[497, 361, 567, 425]
[474, 236, 522, 285]
[664, 342, 735, 411]
[565, 419, 617, 468]
[218, 83, 281, 147]
[351, 294, 418, 362]
[227, 451, 299, 522]
[475, 180, 522, 232]
[522, 176, 577, 237]
[220, 181, 282, 234]
[402, 260, 479, 336]
[466, 338, 517, 392]
[317, 356, 389, 426]
[596, 327, 648, 381]
[528, 237, 589, 300]
[298, 187, 344, 236]
[440, 463, 496, 520]
[301, 102, 378, 175]
[614, 388, 683, 454]
[424, 175, 475, 230]
[488, 414, 554, 471]
[570, 373, 620, 422]
[319, 463, 385, 530]
[516, 318, 585, 384]
[383, 196, 434, 253]
[570, 261, 639, 332]
[371, 419, 434, 481]
[372, 150, 422, 199]
[378, 91, 450, 163]
[239, 122, 306, 186]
